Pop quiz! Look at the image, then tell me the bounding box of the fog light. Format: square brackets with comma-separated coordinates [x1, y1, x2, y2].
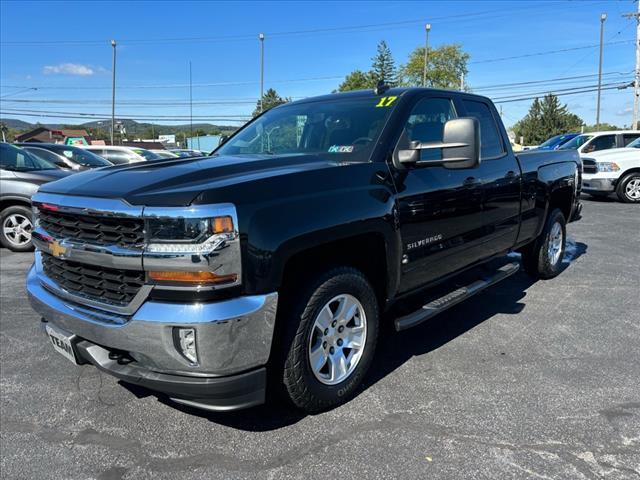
[174, 328, 198, 364]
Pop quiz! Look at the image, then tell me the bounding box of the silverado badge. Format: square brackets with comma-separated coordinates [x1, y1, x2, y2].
[49, 241, 67, 258]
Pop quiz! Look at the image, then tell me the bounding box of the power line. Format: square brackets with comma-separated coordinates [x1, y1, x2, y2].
[0, 108, 251, 120]
[494, 83, 632, 104]
[0, 74, 346, 91]
[472, 70, 632, 91]
[471, 39, 634, 64]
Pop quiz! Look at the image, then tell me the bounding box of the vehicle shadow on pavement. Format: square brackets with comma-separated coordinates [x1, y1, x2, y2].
[122, 241, 587, 431]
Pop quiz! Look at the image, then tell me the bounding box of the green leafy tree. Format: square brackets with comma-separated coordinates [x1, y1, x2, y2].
[253, 88, 291, 117]
[336, 70, 375, 92]
[400, 44, 469, 89]
[370, 40, 397, 86]
[513, 94, 584, 145]
[584, 123, 620, 132]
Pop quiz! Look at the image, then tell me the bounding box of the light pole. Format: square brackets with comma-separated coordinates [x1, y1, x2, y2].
[259, 33, 265, 113]
[189, 61, 193, 142]
[110, 39, 116, 146]
[623, 4, 640, 130]
[422, 23, 431, 87]
[596, 13, 607, 129]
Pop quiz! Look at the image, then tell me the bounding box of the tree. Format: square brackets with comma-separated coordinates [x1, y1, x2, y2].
[253, 88, 291, 117]
[336, 41, 397, 92]
[513, 94, 584, 145]
[370, 40, 397, 86]
[336, 70, 375, 92]
[399, 44, 469, 89]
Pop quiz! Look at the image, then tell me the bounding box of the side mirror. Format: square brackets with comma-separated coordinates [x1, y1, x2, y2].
[218, 135, 229, 146]
[395, 117, 481, 169]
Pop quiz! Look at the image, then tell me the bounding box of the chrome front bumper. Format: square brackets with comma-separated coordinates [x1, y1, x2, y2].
[582, 176, 616, 193]
[27, 264, 278, 377]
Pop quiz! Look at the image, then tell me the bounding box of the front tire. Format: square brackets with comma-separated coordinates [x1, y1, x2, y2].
[522, 209, 566, 279]
[0, 205, 34, 252]
[615, 173, 640, 203]
[281, 267, 379, 413]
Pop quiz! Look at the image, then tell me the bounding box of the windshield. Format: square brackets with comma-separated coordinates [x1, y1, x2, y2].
[559, 134, 592, 150]
[627, 137, 640, 148]
[51, 146, 111, 167]
[539, 134, 574, 149]
[1, 143, 58, 171]
[215, 96, 398, 161]
[132, 148, 162, 161]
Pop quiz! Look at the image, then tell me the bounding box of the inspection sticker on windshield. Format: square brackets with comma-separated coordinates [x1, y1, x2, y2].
[328, 145, 354, 153]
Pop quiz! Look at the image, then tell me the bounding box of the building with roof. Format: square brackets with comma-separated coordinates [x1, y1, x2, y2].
[14, 127, 90, 145]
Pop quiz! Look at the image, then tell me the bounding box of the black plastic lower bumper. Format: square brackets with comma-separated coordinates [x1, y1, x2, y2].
[75, 340, 266, 412]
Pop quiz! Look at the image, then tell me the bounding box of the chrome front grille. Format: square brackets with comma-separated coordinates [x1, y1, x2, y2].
[41, 253, 145, 306]
[582, 159, 597, 174]
[38, 209, 145, 248]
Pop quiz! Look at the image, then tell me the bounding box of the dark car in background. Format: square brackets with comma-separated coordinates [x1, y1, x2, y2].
[169, 148, 206, 158]
[536, 133, 579, 150]
[15, 143, 112, 171]
[0, 143, 71, 251]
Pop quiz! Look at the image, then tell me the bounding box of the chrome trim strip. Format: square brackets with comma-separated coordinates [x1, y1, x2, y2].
[33, 251, 151, 316]
[32, 229, 143, 271]
[32, 192, 144, 218]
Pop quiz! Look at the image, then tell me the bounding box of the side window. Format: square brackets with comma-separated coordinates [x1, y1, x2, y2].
[101, 151, 130, 164]
[28, 149, 63, 165]
[585, 135, 616, 153]
[462, 100, 505, 158]
[403, 97, 456, 161]
[623, 134, 640, 146]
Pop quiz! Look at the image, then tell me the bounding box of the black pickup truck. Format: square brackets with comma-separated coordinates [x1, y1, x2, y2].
[27, 87, 582, 413]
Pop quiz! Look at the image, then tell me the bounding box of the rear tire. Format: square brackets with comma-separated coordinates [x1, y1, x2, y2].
[522, 209, 566, 280]
[615, 173, 640, 203]
[280, 267, 379, 413]
[0, 205, 34, 252]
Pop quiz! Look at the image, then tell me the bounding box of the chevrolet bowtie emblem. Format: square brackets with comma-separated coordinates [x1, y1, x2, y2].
[49, 241, 67, 258]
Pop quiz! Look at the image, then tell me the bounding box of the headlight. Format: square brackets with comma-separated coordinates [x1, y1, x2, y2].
[597, 162, 620, 172]
[143, 205, 241, 288]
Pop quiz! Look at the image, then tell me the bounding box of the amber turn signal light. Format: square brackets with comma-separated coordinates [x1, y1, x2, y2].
[149, 271, 238, 285]
[213, 216, 234, 234]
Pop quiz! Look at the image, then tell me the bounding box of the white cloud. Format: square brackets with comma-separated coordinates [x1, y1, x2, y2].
[43, 63, 96, 76]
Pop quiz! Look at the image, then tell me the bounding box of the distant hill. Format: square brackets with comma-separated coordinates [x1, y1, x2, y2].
[0, 118, 239, 135]
[0, 118, 37, 130]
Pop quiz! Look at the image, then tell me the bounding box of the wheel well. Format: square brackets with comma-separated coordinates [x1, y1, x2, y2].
[549, 187, 573, 221]
[0, 198, 31, 213]
[619, 168, 640, 180]
[280, 233, 388, 307]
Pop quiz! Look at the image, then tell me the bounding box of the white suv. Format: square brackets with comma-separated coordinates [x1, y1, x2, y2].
[582, 137, 640, 203]
[559, 130, 640, 156]
[78, 145, 161, 164]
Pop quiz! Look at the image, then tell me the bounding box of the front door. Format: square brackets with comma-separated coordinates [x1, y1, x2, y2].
[392, 95, 487, 294]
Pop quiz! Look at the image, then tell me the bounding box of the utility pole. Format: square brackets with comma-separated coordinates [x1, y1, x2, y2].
[189, 61, 193, 143]
[422, 23, 431, 87]
[623, 3, 640, 130]
[259, 33, 265, 112]
[596, 13, 607, 129]
[110, 40, 116, 146]
[460, 73, 465, 91]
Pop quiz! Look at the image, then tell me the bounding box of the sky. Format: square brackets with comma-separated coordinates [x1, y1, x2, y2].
[0, 0, 637, 130]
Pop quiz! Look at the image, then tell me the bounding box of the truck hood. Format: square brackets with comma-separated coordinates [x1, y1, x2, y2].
[583, 148, 639, 160]
[38, 154, 340, 206]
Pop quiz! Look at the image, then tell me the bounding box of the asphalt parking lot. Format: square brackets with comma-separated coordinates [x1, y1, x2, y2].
[1, 196, 639, 480]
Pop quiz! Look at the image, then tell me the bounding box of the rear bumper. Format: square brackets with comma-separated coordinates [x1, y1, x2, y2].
[27, 263, 278, 411]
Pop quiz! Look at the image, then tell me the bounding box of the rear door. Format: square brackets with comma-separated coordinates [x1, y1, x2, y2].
[392, 94, 487, 293]
[458, 98, 521, 257]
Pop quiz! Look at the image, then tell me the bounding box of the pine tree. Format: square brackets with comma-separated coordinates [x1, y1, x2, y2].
[253, 88, 291, 117]
[370, 40, 397, 86]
